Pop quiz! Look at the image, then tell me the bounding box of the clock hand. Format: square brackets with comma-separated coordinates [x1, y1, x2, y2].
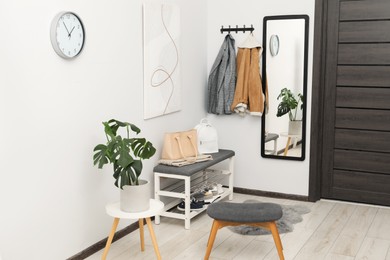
[69, 26, 75, 38]
[63, 21, 71, 37]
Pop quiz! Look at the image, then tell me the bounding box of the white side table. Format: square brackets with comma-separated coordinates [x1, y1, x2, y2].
[280, 132, 301, 156]
[102, 199, 164, 260]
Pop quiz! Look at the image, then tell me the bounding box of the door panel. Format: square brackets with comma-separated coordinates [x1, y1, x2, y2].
[321, 0, 390, 206]
[334, 150, 390, 174]
[335, 108, 390, 131]
[334, 170, 390, 194]
[338, 44, 390, 65]
[335, 129, 390, 153]
[339, 21, 390, 42]
[337, 66, 390, 87]
[332, 188, 390, 206]
[340, 0, 390, 21]
[336, 87, 390, 109]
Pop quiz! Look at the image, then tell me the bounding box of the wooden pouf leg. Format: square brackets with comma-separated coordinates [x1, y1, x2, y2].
[269, 222, 284, 260]
[206, 220, 218, 247]
[102, 218, 120, 260]
[204, 220, 220, 260]
[145, 217, 162, 260]
[139, 219, 145, 251]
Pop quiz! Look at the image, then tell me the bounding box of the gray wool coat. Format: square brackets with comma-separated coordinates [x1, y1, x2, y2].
[207, 34, 237, 115]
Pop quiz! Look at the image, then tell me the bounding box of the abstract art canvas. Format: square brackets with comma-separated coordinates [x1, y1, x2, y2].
[143, 3, 181, 119]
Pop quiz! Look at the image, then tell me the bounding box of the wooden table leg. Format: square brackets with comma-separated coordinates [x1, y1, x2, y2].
[139, 219, 145, 251]
[102, 217, 120, 260]
[283, 137, 291, 156]
[146, 217, 162, 260]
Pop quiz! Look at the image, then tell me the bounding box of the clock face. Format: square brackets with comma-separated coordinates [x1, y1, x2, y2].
[51, 12, 85, 59]
[270, 34, 280, 57]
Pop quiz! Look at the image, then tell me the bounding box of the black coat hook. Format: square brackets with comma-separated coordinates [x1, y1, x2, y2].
[220, 24, 255, 34]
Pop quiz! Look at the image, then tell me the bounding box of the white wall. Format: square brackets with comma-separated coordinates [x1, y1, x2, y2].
[0, 0, 207, 259]
[0, 0, 315, 258]
[207, 0, 315, 195]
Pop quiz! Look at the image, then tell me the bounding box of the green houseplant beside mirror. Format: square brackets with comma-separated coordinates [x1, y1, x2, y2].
[276, 88, 304, 135]
[93, 119, 156, 212]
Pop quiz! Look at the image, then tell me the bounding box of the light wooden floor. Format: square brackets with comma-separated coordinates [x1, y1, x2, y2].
[86, 193, 390, 260]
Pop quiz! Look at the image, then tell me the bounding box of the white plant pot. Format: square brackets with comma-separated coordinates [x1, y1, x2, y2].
[288, 120, 302, 135]
[120, 179, 150, 213]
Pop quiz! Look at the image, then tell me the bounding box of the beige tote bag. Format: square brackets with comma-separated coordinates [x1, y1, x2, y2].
[161, 129, 198, 161]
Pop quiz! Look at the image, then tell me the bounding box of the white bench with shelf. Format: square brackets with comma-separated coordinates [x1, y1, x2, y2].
[153, 149, 235, 229]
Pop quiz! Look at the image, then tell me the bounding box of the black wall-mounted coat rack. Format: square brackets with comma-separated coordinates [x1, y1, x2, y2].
[220, 24, 254, 34]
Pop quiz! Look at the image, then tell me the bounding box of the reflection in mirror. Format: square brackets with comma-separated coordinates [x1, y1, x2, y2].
[261, 15, 309, 161]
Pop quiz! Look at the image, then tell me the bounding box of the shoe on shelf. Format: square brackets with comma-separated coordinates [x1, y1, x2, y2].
[192, 190, 213, 201]
[203, 182, 224, 196]
[204, 195, 221, 204]
[217, 184, 224, 194]
[177, 199, 204, 211]
[209, 186, 219, 196]
[203, 191, 213, 200]
[206, 183, 224, 195]
[192, 191, 205, 201]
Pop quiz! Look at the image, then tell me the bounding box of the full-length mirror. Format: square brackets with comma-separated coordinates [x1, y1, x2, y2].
[261, 15, 309, 161]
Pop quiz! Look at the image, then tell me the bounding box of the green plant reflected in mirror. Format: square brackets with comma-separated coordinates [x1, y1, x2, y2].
[261, 15, 309, 161]
[276, 88, 303, 121]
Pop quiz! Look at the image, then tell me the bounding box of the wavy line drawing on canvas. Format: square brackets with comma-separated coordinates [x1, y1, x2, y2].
[143, 3, 181, 119]
[149, 5, 179, 115]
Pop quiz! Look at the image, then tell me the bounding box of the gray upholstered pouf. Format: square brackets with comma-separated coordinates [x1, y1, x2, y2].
[207, 202, 283, 223]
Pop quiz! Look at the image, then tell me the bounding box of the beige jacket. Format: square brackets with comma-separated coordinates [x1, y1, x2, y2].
[231, 47, 268, 116]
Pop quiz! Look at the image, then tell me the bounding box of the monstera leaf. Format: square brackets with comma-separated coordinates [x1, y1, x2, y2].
[93, 119, 156, 188]
[276, 88, 303, 121]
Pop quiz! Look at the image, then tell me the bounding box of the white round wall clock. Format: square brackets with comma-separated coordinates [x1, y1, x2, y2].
[50, 11, 85, 59]
[270, 34, 280, 57]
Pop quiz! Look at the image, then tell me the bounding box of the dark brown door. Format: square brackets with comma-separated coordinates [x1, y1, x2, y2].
[321, 0, 390, 206]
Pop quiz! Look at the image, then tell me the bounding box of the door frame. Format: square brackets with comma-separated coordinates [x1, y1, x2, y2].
[308, 0, 327, 201]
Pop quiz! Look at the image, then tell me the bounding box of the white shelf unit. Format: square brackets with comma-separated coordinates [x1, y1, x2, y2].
[154, 150, 234, 229]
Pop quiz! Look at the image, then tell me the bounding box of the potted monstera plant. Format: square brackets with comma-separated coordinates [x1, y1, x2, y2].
[276, 88, 304, 135]
[93, 119, 156, 212]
